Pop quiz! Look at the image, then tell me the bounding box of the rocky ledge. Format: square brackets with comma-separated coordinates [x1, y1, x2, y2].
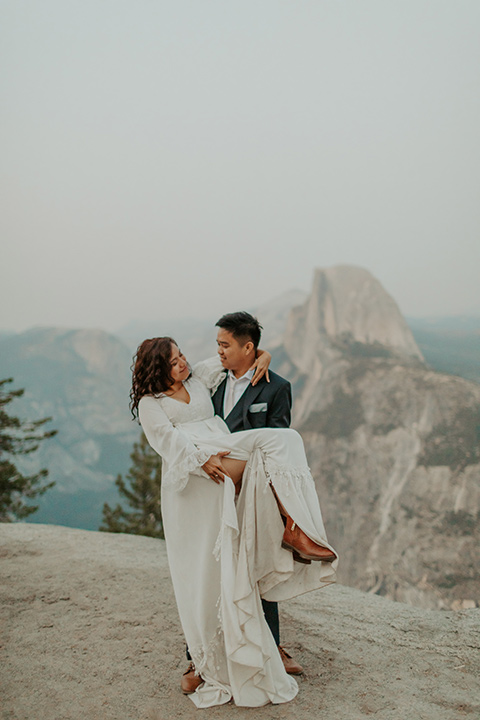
[1, 523, 479, 720]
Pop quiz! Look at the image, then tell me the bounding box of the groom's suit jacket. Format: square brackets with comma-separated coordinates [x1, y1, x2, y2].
[212, 369, 292, 432]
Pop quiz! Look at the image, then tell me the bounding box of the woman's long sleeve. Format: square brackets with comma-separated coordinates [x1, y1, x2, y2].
[193, 356, 226, 393]
[138, 396, 211, 492]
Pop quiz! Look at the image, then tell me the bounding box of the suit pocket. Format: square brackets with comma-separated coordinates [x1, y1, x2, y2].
[248, 413, 267, 429]
[249, 402, 268, 413]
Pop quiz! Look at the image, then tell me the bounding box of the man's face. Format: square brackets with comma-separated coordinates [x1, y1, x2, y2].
[216, 328, 251, 371]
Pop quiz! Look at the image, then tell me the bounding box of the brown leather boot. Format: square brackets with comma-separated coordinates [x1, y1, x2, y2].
[292, 549, 311, 565]
[279, 646, 304, 674]
[181, 662, 203, 694]
[282, 516, 337, 562]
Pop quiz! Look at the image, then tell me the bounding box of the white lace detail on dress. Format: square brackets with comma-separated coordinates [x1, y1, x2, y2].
[162, 449, 212, 492]
[213, 525, 223, 561]
[189, 622, 225, 676]
[263, 459, 314, 496]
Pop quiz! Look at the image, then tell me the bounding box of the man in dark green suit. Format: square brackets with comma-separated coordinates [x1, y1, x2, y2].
[213, 312, 302, 674]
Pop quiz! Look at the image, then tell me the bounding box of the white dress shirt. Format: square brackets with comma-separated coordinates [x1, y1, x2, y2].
[223, 367, 255, 417]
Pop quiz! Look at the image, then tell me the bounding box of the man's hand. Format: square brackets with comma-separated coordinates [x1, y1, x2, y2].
[251, 349, 271, 386]
[202, 451, 231, 483]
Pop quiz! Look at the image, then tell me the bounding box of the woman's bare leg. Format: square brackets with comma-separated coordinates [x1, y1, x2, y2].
[269, 483, 288, 517]
[221, 457, 246, 489]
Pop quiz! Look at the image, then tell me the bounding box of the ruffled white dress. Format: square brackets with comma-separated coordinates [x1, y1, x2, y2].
[138, 358, 337, 708]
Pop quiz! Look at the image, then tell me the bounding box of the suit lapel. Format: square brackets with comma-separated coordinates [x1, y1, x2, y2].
[224, 379, 263, 428]
[212, 374, 228, 418]
[225, 398, 243, 427]
[214, 373, 265, 428]
[239, 380, 264, 428]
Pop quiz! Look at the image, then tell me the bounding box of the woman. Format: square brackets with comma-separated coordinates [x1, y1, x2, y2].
[132, 337, 337, 708]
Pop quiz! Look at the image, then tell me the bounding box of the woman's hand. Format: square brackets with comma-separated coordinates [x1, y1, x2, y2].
[202, 451, 231, 483]
[251, 349, 271, 386]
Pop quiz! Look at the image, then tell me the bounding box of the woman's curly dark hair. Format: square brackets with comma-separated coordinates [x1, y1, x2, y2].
[130, 336, 179, 418]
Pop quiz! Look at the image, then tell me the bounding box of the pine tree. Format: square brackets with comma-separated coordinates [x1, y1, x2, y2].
[100, 432, 164, 538]
[0, 378, 57, 521]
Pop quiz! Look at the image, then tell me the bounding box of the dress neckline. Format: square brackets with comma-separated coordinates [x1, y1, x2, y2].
[162, 381, 192, 405]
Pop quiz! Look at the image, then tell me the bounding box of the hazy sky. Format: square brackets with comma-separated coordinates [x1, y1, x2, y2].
[2, 0, 479, 333]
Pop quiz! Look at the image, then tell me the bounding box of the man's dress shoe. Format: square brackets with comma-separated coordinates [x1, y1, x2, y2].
[181, 662, 203, 694]
[279, 646, 304, 674]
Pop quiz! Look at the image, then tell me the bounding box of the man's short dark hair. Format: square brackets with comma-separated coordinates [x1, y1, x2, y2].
[215, 311, 263, 350]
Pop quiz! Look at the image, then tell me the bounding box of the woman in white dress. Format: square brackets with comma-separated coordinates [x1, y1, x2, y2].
[132, 337, 338, 708]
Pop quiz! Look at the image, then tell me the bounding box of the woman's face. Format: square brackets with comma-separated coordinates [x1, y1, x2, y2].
[169, 343, 189, 384]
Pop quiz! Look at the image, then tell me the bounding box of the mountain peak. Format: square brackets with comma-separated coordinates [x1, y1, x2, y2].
[284, 266, 423, 375]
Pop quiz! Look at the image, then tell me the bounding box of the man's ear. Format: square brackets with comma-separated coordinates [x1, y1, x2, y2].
[244, 341, 255, 356]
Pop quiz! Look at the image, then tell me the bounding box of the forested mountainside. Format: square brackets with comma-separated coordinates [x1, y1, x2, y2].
[0, 328, 139, 529]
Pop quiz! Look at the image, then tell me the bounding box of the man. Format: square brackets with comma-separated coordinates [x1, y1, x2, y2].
[182, 311, 303, 694]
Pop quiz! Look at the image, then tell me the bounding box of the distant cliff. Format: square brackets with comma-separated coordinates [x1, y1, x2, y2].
[278, 266, 480, 610]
